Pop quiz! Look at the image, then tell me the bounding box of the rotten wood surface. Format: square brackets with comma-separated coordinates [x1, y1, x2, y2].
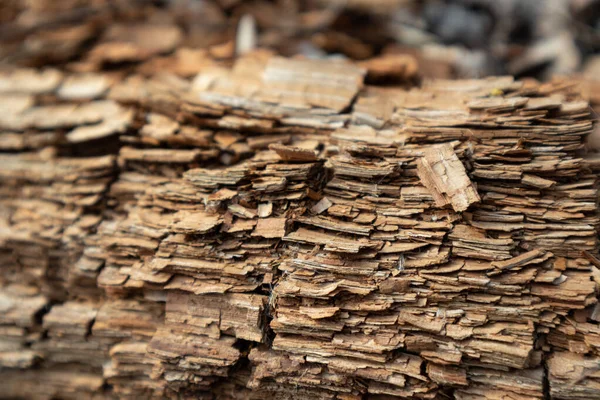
[0, 50, 598, 400]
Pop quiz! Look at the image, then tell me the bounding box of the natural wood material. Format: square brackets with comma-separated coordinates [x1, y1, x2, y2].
[0, 52, 598, 400]
[417, 143, 480, 212]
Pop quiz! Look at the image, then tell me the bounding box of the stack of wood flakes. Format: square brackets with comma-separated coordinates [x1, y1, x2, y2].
[0, 53, 599, 400]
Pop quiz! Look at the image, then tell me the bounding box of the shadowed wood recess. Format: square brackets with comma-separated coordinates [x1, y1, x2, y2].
[1, 14, 600, 400]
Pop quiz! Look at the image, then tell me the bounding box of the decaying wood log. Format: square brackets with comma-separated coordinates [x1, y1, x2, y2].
[0, 48, 598, 400]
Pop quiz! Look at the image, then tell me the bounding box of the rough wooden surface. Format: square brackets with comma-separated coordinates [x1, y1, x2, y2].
[417, 143, 480, 212]
[0, 51, 598, 400]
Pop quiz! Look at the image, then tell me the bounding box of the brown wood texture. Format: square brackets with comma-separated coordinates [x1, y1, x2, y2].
[0, 49, 599, 399]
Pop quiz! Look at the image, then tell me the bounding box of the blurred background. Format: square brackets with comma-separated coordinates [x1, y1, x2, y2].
[3, 0, 600, 83]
